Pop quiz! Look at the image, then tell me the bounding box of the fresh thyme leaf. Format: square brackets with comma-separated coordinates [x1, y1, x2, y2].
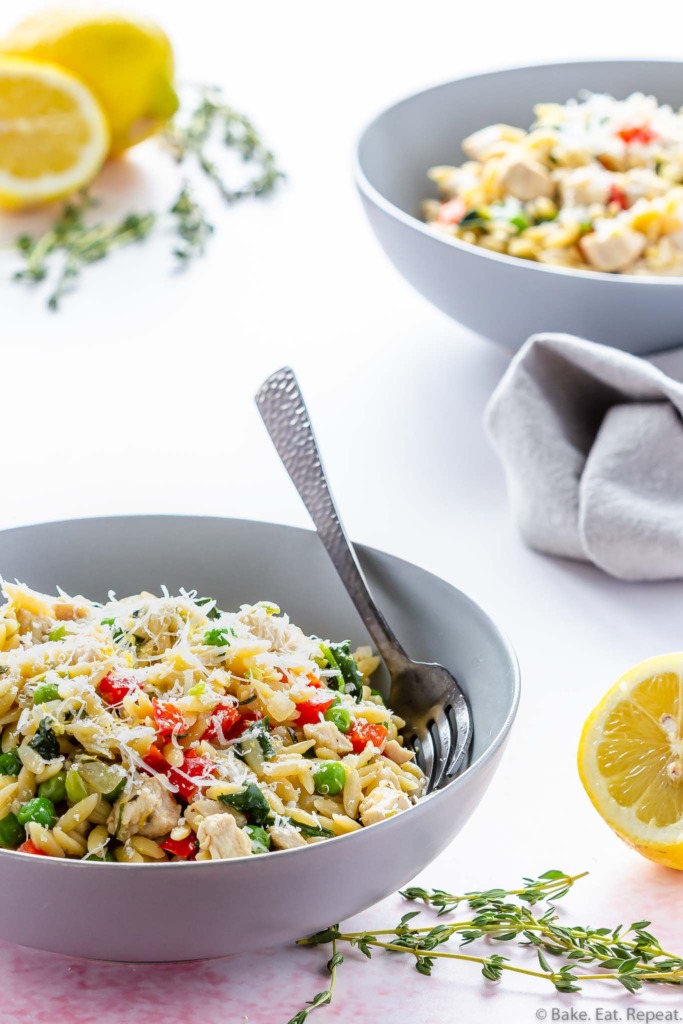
[170, 183, 214, 262]
[292, 869, 683, 1020]
[164, 84, 284, 204]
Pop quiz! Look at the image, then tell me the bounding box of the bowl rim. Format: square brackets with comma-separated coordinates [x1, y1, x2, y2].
[0, 513, 521, 870]
[354, 56, 683, 288]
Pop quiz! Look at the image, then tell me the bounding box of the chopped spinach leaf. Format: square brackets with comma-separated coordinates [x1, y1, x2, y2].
[28, 718, 60, 760]
[204, 627, 236, 647]
[218, 782, 270, 825]
[287, 817, 334, 838]
[239, 716, 274, 761]
[196, 596, 222, 621]
[458, 208, 490, 228]
[320, 641, 364, 703]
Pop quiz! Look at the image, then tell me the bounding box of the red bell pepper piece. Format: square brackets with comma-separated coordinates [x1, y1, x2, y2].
[436, 197, 466, 225]
[98, 674, 136, 706]
[160, 835, 198, 860]
[294, 692, 336, 726]
[608, 183, 629, 211]
[617, 125, 658, 145]
[167, 751, 216, 802]
[201, 702, 241, 744]
[152, 699, 189, 739]
[225, 710, 263, 739]
[346, 719, 388, 753]
[17, 840, 47, 856]
[142, 743, 169, 773]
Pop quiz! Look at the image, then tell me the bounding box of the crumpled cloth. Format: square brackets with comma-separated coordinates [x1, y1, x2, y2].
[485, 332, 683, 581]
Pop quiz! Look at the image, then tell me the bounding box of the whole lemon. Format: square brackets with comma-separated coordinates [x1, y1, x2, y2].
[0, 9, 178, 155]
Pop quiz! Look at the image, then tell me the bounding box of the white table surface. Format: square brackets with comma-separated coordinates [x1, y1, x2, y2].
[1, 2, 683, 1022]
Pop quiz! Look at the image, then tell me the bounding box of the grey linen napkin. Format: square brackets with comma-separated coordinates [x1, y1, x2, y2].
[485, 333, 683, 581]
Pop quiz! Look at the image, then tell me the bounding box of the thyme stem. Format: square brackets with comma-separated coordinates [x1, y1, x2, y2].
[291, 868, 683, 1020]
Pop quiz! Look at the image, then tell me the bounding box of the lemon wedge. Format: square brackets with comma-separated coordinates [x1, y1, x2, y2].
[0, 56, 108, 209]
[0, 10, 177, 155]
[578, 653, 683, 870]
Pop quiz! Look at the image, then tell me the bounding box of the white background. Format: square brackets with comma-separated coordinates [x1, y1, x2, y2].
[2, 2, 683, 1022]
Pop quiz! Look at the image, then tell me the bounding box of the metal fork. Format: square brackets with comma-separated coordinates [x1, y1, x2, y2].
[255, 367, 472, 792]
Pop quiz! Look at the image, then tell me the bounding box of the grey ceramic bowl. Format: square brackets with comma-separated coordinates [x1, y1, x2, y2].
[356, 59, 683, 355]
[0, 515, 519, 962]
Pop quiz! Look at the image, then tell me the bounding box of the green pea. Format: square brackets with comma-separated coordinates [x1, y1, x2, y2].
[38, 771, 67, 804]
[65, 768, 89, 805]
[0, 813, 24, 849]
[244, 824, 271, 855]
[324, 704, 351, 733]
[33, 682, 61, 705]
[313, 761, 346, 797]
[0, 749, 22, 776]
[17, 797, 57, 828]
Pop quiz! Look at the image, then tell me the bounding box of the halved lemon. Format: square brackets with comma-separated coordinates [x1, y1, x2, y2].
[0, 56, 109, 209]
[578, 653, 683, 870]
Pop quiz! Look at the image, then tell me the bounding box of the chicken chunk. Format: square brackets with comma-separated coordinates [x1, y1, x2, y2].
[108, 776, 180, 841]
[303, 720, 353, 754]
[462, 123, 525, 161]
[580, 226, 646, 272]
[197, 812, 252, 860]
[559, 165, 612, 207]
[358, 781, 411, 827]
[622, 168, 669, 203]
[499, 154, 555, 202]
[269, 824, 307, 850]
[383, 739, 415, 766]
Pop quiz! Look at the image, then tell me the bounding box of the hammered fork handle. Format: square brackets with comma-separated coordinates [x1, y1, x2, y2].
[255, 367, 410, 677]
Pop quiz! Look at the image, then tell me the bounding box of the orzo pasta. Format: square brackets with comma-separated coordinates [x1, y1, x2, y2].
[0, 583, 424, 862]
[424, 92, 683, 275]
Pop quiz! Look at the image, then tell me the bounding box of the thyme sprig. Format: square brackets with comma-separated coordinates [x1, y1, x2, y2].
[9, 84, 283, 308]
[163, 84, 284, 203]
[170, 183, 214, 262]
[286, 939, 342, 1024]
[14, 195, 156, 310]
[288, 870, 683, 1022]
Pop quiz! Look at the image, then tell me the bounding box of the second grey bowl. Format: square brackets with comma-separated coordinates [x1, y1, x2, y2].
[355, 59, 683, 355]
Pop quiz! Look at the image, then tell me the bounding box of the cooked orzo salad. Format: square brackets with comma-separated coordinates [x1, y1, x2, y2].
[0, 583, 423, 862]
[424, 92, 683, 275]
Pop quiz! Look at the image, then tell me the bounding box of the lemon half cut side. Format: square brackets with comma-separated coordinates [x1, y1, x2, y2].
[578, 653, 683, 871]
[0, 56, 109, 209]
